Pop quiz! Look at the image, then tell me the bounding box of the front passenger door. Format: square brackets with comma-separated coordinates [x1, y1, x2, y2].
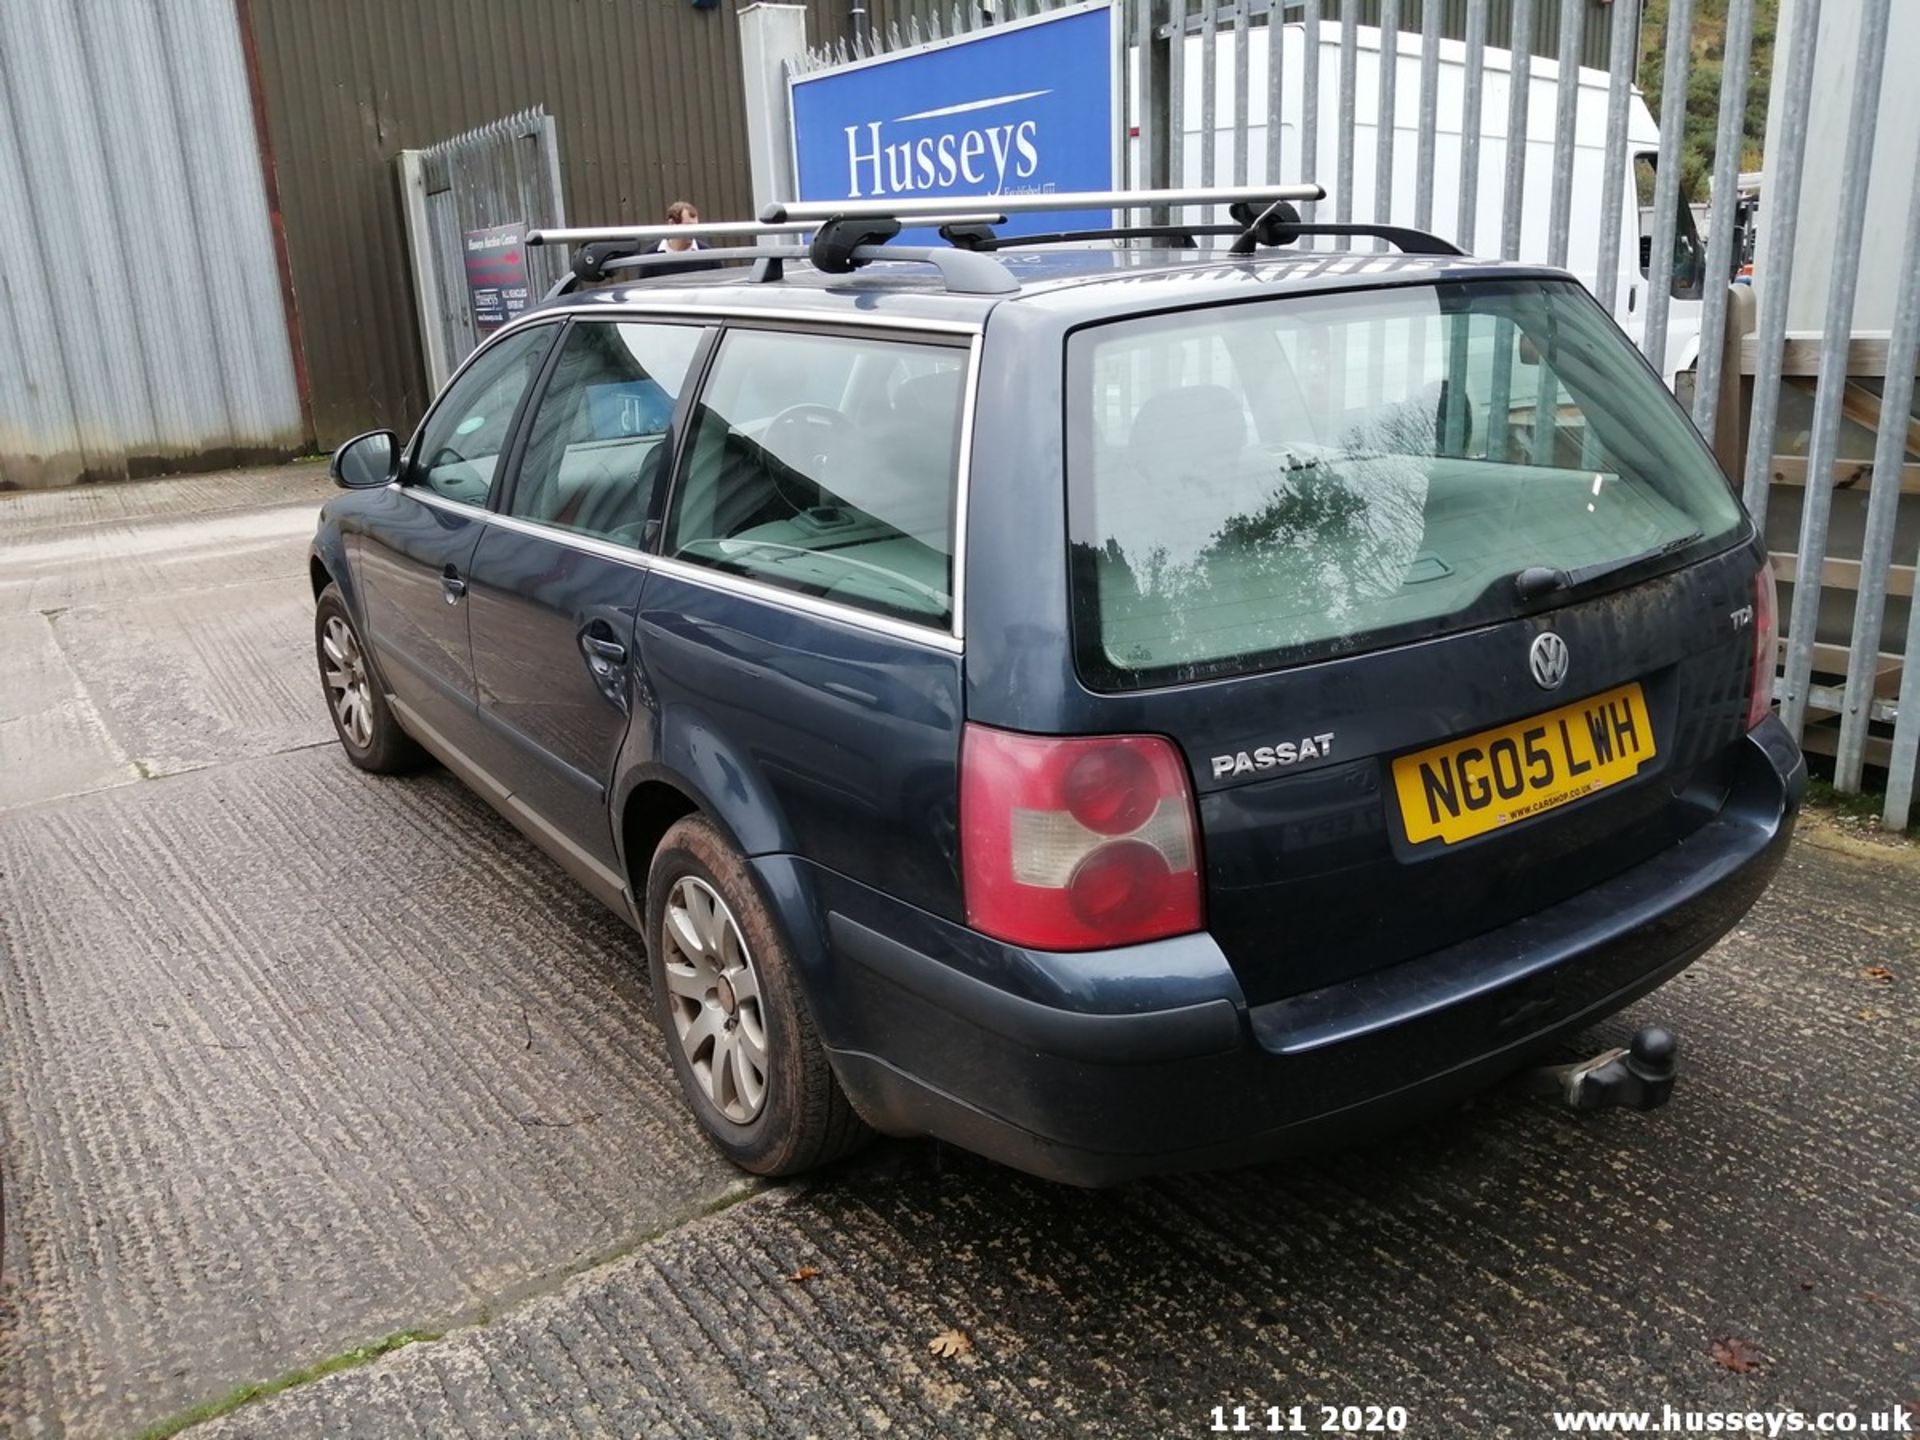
[355, 323, 557, 748]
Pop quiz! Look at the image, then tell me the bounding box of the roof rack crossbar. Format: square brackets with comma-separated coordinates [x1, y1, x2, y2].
[528, 220, 813, 246]
[762, 184, 1324, 224]
[527, 214, 1008, 248]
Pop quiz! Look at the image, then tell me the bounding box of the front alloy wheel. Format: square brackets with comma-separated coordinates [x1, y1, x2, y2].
[321, 614, 374, 750]
[312, 582, 422, 774]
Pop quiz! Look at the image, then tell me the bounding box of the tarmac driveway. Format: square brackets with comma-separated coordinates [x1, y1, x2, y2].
[0, 468, 1914, 1438]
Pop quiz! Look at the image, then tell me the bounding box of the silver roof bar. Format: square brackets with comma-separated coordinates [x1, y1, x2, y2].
[760, 184, 1325, 225]
[528, 215, 1007, 247]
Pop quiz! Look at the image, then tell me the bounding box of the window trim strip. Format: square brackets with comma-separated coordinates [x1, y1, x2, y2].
[950, 333, 984, 643]
[400, 487, 964, 654]
[501, 302, 982, 337]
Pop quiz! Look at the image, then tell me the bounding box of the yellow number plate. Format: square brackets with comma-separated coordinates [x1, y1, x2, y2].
[1392, 683, 1657, 846]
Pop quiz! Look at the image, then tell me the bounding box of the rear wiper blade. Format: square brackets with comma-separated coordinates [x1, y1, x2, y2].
[1512, 532, 1704, 601]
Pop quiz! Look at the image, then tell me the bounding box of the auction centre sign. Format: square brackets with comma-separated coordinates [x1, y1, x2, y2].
[788, 1, 1120, 238]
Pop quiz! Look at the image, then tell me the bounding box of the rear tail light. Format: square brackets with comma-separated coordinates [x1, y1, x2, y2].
[960, 724, 1203, 951]
[1747, 558, 1778, 730]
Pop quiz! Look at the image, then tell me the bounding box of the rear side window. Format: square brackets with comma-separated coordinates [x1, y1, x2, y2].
[665, 328, 968, 628]
[1067, 279, 1745, 690]
[507, 321, 703, 548]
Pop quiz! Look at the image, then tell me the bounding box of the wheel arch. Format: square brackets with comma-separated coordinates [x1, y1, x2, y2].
[619, 777, 704, 900]
[308, 522, 362, 621]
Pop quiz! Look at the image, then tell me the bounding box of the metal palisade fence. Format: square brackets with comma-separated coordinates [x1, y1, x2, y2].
[798, 0, 1920, 826]
[397, 108, 570, 393]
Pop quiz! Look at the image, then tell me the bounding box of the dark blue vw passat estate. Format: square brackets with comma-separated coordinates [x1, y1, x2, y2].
[310, 191, 1801, 1185]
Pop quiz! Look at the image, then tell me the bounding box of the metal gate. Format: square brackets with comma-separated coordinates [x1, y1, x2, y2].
[779, 0, 1920, 826]
[397, 107, 569, 392]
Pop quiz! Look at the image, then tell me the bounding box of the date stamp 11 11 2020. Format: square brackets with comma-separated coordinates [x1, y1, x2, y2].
[1208, 1405, 1412, 1435]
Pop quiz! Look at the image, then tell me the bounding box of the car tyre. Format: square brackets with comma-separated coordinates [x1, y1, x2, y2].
[646, 814, 871, 1176]
[314, 583, 424, 775]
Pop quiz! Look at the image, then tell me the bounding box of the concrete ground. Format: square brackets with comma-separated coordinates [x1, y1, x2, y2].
[1, 467, 1915, 1439]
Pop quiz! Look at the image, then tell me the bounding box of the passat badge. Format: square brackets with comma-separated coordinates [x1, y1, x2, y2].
[1529, 632, 1570, 691]
[1210, 732, 1335, 780]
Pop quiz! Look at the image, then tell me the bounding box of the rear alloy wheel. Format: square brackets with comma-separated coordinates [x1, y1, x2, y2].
[646, 815, 870, 1175]
[660, 874, 771, 1123]
[313, 583, 423, 774]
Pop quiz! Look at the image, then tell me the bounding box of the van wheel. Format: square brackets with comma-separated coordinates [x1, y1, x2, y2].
[314, 584, 422, 774]
[645, 815, 870, 1176]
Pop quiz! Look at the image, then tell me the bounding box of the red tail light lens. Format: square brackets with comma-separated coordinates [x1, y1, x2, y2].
[1748, 559, 1778, 731]
[960, 725, 1203, 951]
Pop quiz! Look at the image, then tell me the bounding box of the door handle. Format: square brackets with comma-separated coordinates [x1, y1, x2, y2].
[442, 565, 467, 604]
[582, 634, 627, 666]
[580, 625, 631, 712]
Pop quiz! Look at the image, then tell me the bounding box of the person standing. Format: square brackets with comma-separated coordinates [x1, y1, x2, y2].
[647, 200, 720, 275]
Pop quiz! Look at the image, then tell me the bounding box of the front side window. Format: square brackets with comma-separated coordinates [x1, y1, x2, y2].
[507, 321, 704, 547]
[410, 325, 555, 505]
[665, 328, 968, 628]
[1069, 279, 1746, 690]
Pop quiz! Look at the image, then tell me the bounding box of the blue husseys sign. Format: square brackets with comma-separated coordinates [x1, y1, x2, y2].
[788, 2, 1119, 238]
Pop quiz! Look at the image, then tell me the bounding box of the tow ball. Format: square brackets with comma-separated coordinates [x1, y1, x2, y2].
[1521, 1026, 1679, 1112]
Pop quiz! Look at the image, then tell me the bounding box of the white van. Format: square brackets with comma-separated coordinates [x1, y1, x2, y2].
[1137, 21, 1708, 383]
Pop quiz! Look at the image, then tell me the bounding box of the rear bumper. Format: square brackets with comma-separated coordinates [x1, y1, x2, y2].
[757, 719, 1804, 1187]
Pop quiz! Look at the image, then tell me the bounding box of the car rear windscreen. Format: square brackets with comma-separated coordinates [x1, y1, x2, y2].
[1066, 278, 1746, 690]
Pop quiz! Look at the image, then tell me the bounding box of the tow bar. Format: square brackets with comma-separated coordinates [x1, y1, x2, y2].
[1522, 1026, 1679, 1112]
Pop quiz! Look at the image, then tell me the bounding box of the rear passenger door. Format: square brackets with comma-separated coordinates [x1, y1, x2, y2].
[637, 325, 974, 916]
[465, 318, 708, 894]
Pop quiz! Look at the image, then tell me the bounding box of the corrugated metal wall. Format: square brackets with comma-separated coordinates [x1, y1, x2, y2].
[0, 0, 304, 489]
[246, 0, 886, 446]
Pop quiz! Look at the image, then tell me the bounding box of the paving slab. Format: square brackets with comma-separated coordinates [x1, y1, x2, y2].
[0, 466, 331, 544]
[47, 572, 331, 779]
[0, 465, 334, 810]
[0, 469, 330, 617]
[0, 747, 751, 1440]
[0, 611, 138, 810]
[187, 822, 1920, 1440]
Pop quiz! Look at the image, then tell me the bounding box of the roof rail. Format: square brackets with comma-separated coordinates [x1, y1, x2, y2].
[537, 244, 810, 299]
[1218, 200, 1463, 257]
[943, 218, 1464, 258]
